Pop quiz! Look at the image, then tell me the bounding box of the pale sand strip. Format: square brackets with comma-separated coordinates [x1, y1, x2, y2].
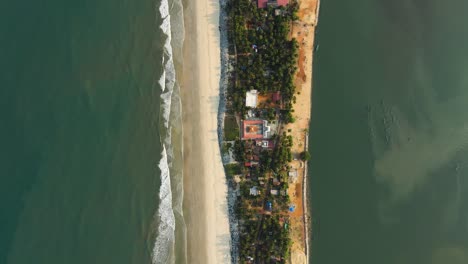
[286, 0, 320, 263]
[181, 0, 231, 263]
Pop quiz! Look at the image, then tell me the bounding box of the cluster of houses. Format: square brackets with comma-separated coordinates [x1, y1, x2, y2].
[248, 172, 289, 198]
[241, 135, 275, 168]
[240, 89, 292, 204]
[240, 1, 291, 150]
[235, 2, 296, 262]
[238, 88, 302, 216]
[241, 89, 280, 168]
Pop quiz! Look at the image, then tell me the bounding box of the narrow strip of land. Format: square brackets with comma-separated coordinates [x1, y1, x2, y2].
[286, 0, 319, 263]
[220, 0, 320, 263]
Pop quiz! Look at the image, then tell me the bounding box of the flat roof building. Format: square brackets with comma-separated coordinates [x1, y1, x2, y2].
[241, 120, 271, 140]
[250, 186, 260, 196]
[245, 90, 258, 108]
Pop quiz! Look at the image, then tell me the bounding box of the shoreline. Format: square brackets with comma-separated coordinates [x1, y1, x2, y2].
[286, 0, 320, 262]
[180, 0, 231, 263]
[304, 2, 320, 262]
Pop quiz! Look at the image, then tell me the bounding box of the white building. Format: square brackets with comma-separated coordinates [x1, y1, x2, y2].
[262, 120, 271, 138]
[250, 186, 260, 196]
[245, 90, 258, 108]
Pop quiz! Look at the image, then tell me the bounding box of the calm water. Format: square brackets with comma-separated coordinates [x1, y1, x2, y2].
[0, 0, 185, 263]
[310, 0, 468, 263]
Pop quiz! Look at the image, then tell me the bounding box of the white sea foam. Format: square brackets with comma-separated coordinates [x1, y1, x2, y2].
[159, 0, 175, 129]
[153, 147, 176, 264]
[152, 0, 178, 263]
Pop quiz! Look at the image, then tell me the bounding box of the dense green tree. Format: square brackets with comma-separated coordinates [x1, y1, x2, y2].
[300, 151, 311, 161]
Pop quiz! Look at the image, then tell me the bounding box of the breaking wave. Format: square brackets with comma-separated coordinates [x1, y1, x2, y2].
[153, 146, 176, 264]
[152, 0, 185, 263]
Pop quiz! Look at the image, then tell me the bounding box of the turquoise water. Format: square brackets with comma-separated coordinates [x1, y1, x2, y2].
[0, 0, 186, 263]
[310, 0, 468, 263]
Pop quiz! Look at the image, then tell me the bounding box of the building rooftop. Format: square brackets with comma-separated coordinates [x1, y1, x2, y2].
[246, 90, 258, 108]
[272, 91, 281, 102]
[241, 120, 272, 139]
[273, 178, 280, 185]
[241, 120, 264, 139]
[250, 186, 260, 196]
[245, 161, 259, 167]
[258, 0, 289, 9]
[257, 139, 275, 149]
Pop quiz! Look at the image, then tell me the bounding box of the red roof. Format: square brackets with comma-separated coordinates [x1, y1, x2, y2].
[258, 0, 289, 8]
[272, 91, 281, 102]
[277, 0, 289, 6]
[267, 139, 275, 149]
[242, 120, 264, 140]
[258, 0, 268, 8]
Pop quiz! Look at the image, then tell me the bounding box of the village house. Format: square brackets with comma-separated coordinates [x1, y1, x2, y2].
[257, 0, 289, 9]
[272, 177, 281, 186]
[241, 119, 271, 140]
[250, 186, 260, 196]
[255, 139, 275, 149]
[245, 161, 259, 167]
[275, 9, 283, 16]
[245, 89, 258, 108]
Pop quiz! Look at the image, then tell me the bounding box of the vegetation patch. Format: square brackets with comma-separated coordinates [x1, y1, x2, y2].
[224, 115, 240, 141]
[225, 163, 242, 178]
[224, 0, 302, 262]
[227, 0, 299, 119]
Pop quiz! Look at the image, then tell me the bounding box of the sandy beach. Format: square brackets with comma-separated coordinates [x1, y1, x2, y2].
[285, 0, 319, 263]
[181, 0, 231, 263]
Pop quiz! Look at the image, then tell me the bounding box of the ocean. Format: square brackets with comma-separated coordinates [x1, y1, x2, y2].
[310, 0, 468, 263]
[0, 0, 186, 263]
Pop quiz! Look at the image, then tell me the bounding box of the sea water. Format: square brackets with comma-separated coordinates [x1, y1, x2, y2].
[310, 0, 468, 263]
[0, 0, 185, 263]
